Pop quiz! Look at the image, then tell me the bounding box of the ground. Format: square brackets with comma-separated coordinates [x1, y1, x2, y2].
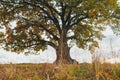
[0, 63, 120, 80]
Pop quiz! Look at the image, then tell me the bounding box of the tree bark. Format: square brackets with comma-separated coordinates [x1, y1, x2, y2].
[54, 28, 73, 64]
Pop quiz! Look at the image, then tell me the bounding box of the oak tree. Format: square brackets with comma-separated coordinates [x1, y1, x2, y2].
[0, 0, 119, 64]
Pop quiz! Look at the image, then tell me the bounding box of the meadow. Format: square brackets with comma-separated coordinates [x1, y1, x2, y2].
[0, 63, 120, 80]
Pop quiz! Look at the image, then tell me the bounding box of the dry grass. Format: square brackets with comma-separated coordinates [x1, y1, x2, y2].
[0, 63, 120, 80]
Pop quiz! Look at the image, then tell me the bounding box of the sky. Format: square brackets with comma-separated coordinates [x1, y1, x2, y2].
[0, 26, 120, 64]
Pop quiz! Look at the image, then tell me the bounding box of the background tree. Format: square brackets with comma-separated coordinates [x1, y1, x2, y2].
[111, 1, 120, 36]
[0, 0, 119, 64]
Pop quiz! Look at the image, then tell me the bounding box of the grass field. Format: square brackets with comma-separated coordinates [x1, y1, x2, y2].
[0, 63, 120, 80]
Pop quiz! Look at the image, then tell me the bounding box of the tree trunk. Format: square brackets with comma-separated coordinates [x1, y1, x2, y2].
[54, 29, 73, 64]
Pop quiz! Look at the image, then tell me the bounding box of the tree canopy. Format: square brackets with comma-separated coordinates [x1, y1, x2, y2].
[0, 0, 119, 63]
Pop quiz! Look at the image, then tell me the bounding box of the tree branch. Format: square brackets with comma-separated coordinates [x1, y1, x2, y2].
[1, 0, 61, 35]
[29, 31, 57, 49]
[22, 1, 62, 35]
[38, 0, 60, 15]
[71, 16, 88, 26]
[46, 3, 61, 34]
[13, 38, 57, 50]
[67, 35, 76, 40]
[60, 2, 66, 25]
[67, 16, 88, 30]
[38, 24, 59, 41]
[18, 17, 59, 41]
[65, 8, 72, 27]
